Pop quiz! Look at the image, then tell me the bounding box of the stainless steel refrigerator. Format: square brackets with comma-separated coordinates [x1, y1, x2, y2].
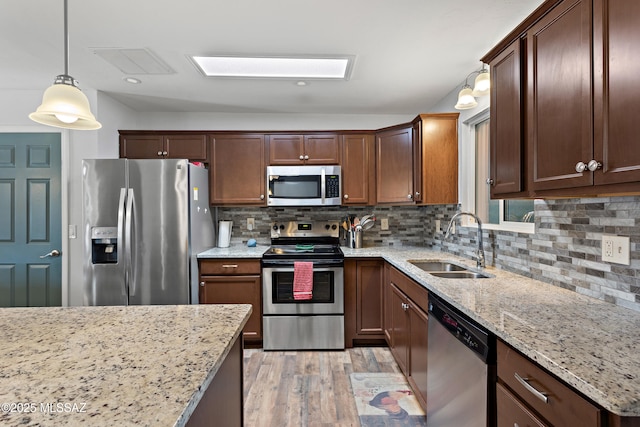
[82, 159, 214, 305]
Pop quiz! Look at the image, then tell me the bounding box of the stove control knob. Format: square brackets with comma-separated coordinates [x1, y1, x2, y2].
[331, 224, 337, 230]
[279, 224, 285, 230]
[272, 224, 279, 231]
[325, 224, 330, 230]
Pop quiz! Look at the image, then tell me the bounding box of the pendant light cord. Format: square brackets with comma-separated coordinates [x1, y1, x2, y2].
[63, 0, 69, 76]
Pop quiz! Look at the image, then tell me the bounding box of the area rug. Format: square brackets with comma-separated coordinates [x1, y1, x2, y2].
[349, 373, 427, 426]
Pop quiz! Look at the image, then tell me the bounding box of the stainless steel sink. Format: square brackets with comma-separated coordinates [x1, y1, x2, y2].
[428, 271, 490, 279]
[409, 261, 466, 272]
[408, 260, 490, 279]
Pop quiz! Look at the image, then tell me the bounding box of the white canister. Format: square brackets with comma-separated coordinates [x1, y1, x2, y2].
[217, 221, 233, 248]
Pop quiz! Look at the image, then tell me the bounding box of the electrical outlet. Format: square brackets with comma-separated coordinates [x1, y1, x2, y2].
[602, 235, 630, 265]
[435, 219, 441, 233]
[380, 218, 389, 230]
[246, 217, 255, 231]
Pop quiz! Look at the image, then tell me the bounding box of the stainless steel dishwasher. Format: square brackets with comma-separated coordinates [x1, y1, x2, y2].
[427, 293, 495, 427]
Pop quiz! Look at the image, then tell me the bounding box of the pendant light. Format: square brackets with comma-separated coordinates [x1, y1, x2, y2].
[454, 64, 490, 111]
[29, 0, 101, 130]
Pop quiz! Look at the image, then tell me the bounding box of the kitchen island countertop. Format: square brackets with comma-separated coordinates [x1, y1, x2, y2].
[0, 304, 251, 427]
[198, 244, 640, 417]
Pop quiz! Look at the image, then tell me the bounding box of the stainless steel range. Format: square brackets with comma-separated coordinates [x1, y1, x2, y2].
[262, 220, 344, 350]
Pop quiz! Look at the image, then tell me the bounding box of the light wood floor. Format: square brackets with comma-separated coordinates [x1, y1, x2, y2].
[243, 347, 402, 427]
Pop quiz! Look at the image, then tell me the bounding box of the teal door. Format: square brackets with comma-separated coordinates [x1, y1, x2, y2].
[0, 133, 62, 307]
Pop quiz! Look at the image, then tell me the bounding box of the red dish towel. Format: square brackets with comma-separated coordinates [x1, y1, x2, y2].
[293, 261, 314, 300]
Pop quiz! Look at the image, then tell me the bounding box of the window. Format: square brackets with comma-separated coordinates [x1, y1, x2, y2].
[461, 112, 535, 233]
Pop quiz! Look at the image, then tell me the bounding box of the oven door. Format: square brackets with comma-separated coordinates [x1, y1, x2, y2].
[262, 264, 344, 315]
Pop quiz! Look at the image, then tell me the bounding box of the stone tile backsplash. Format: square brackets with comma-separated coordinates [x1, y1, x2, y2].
[216, 196, 640, 312]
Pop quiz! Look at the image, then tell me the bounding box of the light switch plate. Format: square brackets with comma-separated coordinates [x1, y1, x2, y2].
[246, 218, 255, 231]
[435, 219, 441, 233]
[68, 224, 77, 239]
[602, 235, 630, 265]
[380, 218, 389, 230]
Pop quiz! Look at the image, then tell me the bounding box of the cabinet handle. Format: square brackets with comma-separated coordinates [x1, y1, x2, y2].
[157, 151, 163, 156]
[299, 155, 304, 160]
[162, 151, 168, 156]
[304, 155, 309, 160]
[407, 194, 413, 199]
[576, 160, 602, 173]
[222, 264, 239, 268]
[514, 373, 549, 404]
[402, 302, 409, 311]
[415, 191, 420, 197]
[343, 194, 349, 199]
[260, 194, 265, 200]
[199, 281, 205, 287]
[587, 159, 602, 171]
[486, 178, 494, 186]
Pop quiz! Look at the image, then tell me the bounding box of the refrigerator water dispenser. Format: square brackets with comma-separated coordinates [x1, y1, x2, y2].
[91, 227, 118, 264]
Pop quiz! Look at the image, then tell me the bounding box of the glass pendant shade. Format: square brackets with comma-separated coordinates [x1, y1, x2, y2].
[472, 70, 490, 97]
[29, 78, 102, 130]
[454, 86, 478, 110]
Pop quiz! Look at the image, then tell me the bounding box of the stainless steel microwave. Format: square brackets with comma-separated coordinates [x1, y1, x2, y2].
[266, 165, 341, 206]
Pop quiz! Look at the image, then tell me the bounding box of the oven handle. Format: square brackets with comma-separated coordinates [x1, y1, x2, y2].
[261, 260, 344, 268]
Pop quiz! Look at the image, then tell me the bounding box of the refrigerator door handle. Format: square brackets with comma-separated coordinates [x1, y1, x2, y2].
[125, 188, 136, 297]
[117, 188, 128, 297]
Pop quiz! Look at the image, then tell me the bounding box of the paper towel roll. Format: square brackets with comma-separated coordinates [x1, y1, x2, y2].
[217, 221, 232, 248]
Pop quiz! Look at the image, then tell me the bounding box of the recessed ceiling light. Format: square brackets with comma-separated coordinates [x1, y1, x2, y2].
[123, 77, 141, 84]
[189, 55, 354, 80]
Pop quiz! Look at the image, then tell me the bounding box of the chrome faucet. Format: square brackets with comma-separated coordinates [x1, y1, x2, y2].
[444, 211, 485, 269]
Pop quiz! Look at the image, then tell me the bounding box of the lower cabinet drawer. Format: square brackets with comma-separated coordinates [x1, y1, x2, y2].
[497, 382, 548, 427]
[497, 340, 601, 427]
[199, 259, 261, 275]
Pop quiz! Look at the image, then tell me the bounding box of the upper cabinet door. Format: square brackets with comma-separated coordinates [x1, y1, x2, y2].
[164, 134, 208, 161]
[267, 135, 304, 165]
[489, 38, 525, 197]
[527, 0, 593, 192]
[210, 134, 266, 205]
[341, 134, 375, 205]
[303, 134, 340, 165]
[376, 126, 414, 204]
[593, 0, 640, 185]
[120, 134, 164, 158]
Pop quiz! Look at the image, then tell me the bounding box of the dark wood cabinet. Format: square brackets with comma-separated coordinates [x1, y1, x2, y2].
[593, 0, 640, 186]
[497, 382, 547, 427]
[344, 259, 385, 347]
[384, 263, 429, 411]
[415, 113, 459, 204]
[527, 0, 594, 192]
[484, 0, 640, 198]
[119, 132, 207, 161]
[341, 134, 375, 205]
[209, 133, 266, 205]
[488, 38, 526, 197]
[198, 259, 262, 344]
[375, 126, 415, 204]
[497, 339, 601, 427]
[267, 133, 340, 165]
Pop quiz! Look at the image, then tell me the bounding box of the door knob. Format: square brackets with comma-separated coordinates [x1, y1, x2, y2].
[40, 249, 61, 258]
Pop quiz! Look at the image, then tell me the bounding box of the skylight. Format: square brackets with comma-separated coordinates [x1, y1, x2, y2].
[189, 55, 353, 79]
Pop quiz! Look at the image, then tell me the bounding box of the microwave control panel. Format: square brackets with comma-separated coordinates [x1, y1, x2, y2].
[326, 175, 340, 197]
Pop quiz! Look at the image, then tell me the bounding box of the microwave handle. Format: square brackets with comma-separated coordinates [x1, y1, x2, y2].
[321, 168, 326, 203]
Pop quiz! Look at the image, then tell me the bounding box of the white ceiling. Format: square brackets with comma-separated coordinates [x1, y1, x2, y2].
[0, 0, 544, 115]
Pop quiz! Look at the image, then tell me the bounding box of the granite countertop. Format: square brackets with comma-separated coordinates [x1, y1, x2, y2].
[0, 304, 251, 427]
[198, 244, 640, 417]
